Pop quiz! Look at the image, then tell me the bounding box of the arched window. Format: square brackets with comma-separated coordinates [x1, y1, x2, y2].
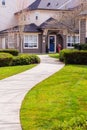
[2, 0, 5, 5]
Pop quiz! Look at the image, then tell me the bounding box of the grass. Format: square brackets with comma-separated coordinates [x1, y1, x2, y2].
[0, 64, 36, 80]
[20, 65, 87, 130]
[49, 53, 59, 59]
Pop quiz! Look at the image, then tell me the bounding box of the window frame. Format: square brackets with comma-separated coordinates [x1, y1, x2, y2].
[8, 33, 15, 49]
[67, 35, 80, 48]
[2, 0, 5, 5]
[24, 34, 38, 49]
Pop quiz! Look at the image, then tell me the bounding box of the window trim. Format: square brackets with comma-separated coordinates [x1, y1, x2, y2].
[67, 35, 80, 48]
[8, 33, 15, 49]
[24, 34, 38, 49]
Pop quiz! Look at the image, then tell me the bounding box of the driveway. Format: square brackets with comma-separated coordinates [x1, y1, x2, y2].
[0, 55, 64, 130]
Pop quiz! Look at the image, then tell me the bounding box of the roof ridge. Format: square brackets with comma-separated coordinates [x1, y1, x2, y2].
[28, 0, 41, 10]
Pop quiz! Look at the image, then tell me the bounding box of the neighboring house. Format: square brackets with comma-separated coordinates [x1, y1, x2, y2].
[0, 0, 87, 53]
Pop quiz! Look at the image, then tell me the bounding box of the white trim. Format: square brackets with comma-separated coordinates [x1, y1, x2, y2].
[58, 0, 72, 9]
[23, 34, 38, 49]
[66, 34, 80, 48]
[1, 37, 5, 49]
[48, 35, 56, 53]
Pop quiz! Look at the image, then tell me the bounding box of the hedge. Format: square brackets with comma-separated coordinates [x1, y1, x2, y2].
[59, 49, 77, 62]
[64, 50, 87, 65]
[12, 54, 40, 66]
[74, 43, 87, 50]
[0, 53, 13, 67]
[0, 49, 19, 56]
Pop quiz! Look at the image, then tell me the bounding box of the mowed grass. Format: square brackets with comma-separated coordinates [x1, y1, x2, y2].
[49, 53, 59, 59]
[20, 65, 87, 130]
[0, 64, 36, 80]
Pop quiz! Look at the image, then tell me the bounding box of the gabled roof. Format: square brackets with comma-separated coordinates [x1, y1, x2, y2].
[24, 23, 41, 32]
[27, 0, 70, 10]
[0, 24, 41, 34]
[39, 17, 69, 29]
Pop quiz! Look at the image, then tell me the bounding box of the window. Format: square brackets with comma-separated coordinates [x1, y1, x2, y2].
[67, 35, 79, 48]
[2, 0, 5, 5]
[8, 33, 15, 48]
[24, 15, 26, 21]
[36, 16, 38, 20]
[24, 35, 38, 49]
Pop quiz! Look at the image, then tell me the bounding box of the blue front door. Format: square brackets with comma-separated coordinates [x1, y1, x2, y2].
[49, 36, 55, 52]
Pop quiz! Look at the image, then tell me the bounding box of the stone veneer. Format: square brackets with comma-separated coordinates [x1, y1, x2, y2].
[80, 19, 86, 44]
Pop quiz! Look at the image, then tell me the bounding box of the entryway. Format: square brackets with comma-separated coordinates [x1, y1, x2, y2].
[48, 35, 56, 53]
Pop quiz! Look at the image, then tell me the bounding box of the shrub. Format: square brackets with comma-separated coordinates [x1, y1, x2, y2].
[0, 49, 19, 56]
[59, 49, 77, 62]
[74, 44, 87, 50]
[64, 50, 87, 65]
[12, 54, 40, 66]
[0, 53, 13, 67]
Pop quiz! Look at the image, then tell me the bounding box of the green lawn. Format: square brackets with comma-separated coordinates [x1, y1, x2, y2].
[49, 53, 59, 59]
[0, 64, 36, 80]
[20, 65, 87, 130]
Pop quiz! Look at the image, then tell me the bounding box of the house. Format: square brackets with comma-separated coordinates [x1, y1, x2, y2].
[0, 0, 87, 53]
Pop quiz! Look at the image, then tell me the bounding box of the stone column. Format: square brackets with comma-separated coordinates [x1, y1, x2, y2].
[42, 29, 48, 53]
[80, 19, 86, 44]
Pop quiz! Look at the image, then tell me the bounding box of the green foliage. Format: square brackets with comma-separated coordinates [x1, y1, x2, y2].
[0, 53, 13, 67]
[12, 54, 40, 66]
[20, 65, 87, 130]
[59, 49, 77, 62]
[49, 53, 59, 59]
[0, 49, 19, 56]
[64, 51, 87, 65]
[74, 44, 87, 50]
[52, 116, 87, 130]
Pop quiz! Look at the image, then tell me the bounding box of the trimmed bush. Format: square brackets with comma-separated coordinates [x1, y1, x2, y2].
[64, 50, 87, 65]
[12, 54, 40, 66]
[74, 43, 87, 50]
[59, 49, 77, 62]
[0, 53, 13, 67]
[0, 49, 19, 56]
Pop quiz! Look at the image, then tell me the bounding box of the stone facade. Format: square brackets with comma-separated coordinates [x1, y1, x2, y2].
[80, 19, 86, 43]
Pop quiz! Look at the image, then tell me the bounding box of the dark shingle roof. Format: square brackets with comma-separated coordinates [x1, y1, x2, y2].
[0, 24, 41, 34]
[40, 17, 68, 29]
[27, 0, 70, 10]
[24, 23, 41, 32]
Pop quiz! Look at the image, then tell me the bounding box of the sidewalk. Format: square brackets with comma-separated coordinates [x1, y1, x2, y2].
[0, 55, 64, 130]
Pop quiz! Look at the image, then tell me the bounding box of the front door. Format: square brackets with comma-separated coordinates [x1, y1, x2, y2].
[49, 35, 56, 53]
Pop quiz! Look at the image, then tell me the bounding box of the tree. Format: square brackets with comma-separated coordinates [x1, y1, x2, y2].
[53, 1, 87, 44]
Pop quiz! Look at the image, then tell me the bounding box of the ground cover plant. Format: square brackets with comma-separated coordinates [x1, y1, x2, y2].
[20, 65, 87, 130]
[49, 53, 59, 59]
[0, 64, 36, 80]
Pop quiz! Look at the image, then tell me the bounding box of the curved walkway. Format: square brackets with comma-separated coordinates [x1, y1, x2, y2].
[0, 55, 64, 130]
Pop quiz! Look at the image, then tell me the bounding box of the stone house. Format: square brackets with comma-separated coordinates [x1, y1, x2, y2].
[0, 0, 87, 53]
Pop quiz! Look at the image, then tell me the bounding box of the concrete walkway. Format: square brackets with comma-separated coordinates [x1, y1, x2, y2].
[0, 55, 64, 130]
